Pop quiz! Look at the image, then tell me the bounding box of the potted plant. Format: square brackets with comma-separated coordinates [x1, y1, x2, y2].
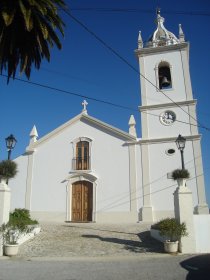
[154, 218, 188, 253]
[172, 169, 190, 188]
[0, 208, 39, 257]
[0, 223, 23, 256]
[0, 160, 18, 183]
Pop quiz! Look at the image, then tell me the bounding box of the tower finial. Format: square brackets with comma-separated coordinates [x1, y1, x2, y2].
[156, 7, 161, 16]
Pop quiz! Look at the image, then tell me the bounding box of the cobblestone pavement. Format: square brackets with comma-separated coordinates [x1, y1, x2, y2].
[16, 222, 164, 259]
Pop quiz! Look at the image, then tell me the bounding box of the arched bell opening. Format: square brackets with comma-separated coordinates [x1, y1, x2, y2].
[158, 63, 172, 89]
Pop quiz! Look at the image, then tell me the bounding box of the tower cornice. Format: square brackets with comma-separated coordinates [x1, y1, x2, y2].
[138, 134, 201, 145]
[139, 99, 197, 111]
[135, 42, 189, 57]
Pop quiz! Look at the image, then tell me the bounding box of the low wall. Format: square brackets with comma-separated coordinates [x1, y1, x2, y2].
[194, 215, 210, 253]
[151, 215, 210, 253]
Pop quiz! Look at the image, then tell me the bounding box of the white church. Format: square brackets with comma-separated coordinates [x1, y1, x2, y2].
[10, 10, 209, 223]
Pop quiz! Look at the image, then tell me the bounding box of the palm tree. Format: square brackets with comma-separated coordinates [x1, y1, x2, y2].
[0, 0, 66, 83]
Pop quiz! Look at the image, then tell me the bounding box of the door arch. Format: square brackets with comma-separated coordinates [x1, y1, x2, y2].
[72, 181, 93, 222]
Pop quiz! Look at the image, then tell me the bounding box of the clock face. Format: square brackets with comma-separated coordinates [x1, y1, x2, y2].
[160, 110, 176, 125]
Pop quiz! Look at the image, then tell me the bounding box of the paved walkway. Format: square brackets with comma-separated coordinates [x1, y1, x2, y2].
[16, 222, 164, 259]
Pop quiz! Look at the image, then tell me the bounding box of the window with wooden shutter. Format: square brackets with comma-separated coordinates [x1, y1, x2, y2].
[76, 141, 90, 170]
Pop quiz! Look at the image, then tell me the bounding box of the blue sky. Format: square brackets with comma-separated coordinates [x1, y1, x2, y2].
[0, 0, 210, 206]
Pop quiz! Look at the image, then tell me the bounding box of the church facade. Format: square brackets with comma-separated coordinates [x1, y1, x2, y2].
[10, 11, 209, 223]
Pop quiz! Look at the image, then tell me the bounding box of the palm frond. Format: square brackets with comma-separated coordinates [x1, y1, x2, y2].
[2, 10, 15, 26]
[0, 0, 66, 82]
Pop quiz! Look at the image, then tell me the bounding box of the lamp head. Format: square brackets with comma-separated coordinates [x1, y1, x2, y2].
[5, 134, 17, 150]
[175, 134, 186, 151]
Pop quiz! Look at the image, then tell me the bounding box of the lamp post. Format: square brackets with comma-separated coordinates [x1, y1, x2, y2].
[5, 134, 17, 160]
[175, 134, 186, 170]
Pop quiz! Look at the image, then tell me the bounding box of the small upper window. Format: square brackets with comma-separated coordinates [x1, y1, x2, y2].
[158, 62, 172, 89]
[76, 141, 90, 170]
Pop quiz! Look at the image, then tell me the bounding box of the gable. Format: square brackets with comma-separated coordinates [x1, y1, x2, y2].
[26, 113, 136, 152]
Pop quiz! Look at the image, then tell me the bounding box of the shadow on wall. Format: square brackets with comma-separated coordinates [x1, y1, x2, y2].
[180, 254, 210, 280]
[82, 230, 163, 253]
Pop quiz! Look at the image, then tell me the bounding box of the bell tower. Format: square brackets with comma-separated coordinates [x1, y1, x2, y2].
[135, 9, 209, 222]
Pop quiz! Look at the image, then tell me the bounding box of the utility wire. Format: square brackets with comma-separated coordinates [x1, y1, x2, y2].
[0, 73, 135, 112]
[97, 153, 205, 211]
[0, 11, 209, 131]
[98, 170, 208, 212]
[62, 8, 210, 132]
[68, 8, 210, 17]
[0, 73, 207, 131]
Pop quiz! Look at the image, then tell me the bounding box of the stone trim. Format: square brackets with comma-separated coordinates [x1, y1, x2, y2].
[138, 134, 201, 145]
[135, 42, 189, 56]
[140, 144, 153, 221]
[191, 139, 209, 214]
[27, 113, 136, 150]
[128, 145, 137, 213]
[25, 153, 34, 210]
[139, 99, 196, 111]
[66, 173, 98, 222]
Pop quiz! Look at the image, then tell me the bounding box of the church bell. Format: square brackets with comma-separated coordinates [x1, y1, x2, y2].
[161, 76, 171, 87]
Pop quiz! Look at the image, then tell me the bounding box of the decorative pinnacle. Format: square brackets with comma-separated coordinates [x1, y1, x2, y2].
[179, 24, 185, 42]
[29, 125, 38, 143]
[128, 115, 137, 137]
[138, 31, 143, 49]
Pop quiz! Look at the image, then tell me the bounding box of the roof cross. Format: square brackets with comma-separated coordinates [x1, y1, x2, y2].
[82, 100, 88, 113]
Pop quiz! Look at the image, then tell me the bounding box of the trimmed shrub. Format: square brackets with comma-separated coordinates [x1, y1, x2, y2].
[172, 169, 190, 180]
[8, 208, 38, 231]
[151, 218, 188, 241]
[0, 160, 18, 179]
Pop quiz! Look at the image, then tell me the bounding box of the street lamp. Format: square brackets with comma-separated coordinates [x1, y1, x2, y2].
[175, 134, 186, 170]
[5, 134, 17, 160]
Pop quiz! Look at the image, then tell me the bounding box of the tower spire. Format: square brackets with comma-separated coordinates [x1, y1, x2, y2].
[179, 24, 185, 42]
[138, 31, 143, 49]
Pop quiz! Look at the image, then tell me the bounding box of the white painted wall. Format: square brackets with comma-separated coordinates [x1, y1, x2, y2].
[10, 155, 28, 209]
[148, 141, 198, 216]
[135, 144, 143, 212]
[194, 215, 210, 253]
[146, 106, 192, 139]
[140, 49, 190, 106]
[10, 118, 133, 220]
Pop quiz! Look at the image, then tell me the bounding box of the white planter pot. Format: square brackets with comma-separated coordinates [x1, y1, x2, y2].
[177, 178, 186, 188]
[164, 241, 179, 253]
[4, 244, 19, 256]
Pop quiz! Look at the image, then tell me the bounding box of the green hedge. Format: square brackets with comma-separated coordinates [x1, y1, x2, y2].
[8, 208, 38, 231]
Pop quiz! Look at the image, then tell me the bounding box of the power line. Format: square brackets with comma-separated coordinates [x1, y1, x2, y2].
[0, 73, 136, 112]
[62, 8, 210, 132]
[97, 152, 206, 212]
[38, 65, 210, 127]
[97, 171, 207, 212]
[67, 8, 210, 17]
[0, 10, 209, 131]
[0, 73, 207, 132]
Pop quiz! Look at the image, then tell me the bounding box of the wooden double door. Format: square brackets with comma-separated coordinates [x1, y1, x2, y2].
[72, 181, 93, 222]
